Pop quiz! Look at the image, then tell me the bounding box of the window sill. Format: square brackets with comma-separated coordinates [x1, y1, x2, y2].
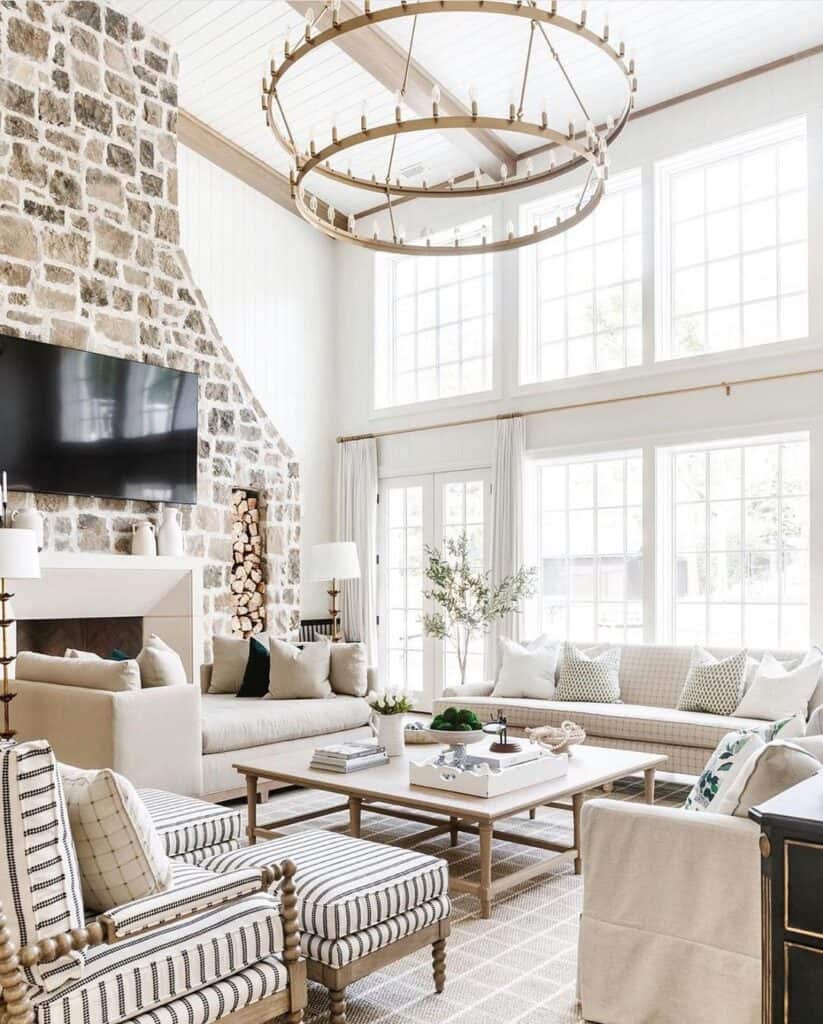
[516, 335, 818, 398]
[370, 386, 500, 422]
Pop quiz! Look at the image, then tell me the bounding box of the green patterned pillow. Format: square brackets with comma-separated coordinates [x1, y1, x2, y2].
[683, 715, 803, 812]
[555, 643, 621, 703]
[677, 647, 747, 715]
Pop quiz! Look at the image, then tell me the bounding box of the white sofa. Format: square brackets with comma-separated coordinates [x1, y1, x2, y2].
[12, 662, 376, 800]
[577, 733, 823, 1023]
[434, 643, 823, 775]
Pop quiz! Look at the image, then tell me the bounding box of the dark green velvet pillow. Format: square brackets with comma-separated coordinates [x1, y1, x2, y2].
[236, 636, 270, 698]
[108, 649, 129, 662]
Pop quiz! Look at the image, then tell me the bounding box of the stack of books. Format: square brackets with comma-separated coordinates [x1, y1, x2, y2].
[464, 745, 542, 771]
[310, 741, 388, 773]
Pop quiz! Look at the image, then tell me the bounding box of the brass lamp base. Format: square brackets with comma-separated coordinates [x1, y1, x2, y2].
[1, 580, 16, 742]
[327, 577, 343, 643]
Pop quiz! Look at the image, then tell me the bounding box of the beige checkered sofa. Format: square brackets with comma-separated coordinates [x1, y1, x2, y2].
[434, 644, 823, 775]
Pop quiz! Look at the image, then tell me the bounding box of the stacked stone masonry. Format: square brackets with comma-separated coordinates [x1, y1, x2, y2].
[0, 0, 301, 654]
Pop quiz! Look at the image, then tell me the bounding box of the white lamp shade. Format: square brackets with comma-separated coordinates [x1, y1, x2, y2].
[307, 542, 360, 582]
[0, 529, 41, 580]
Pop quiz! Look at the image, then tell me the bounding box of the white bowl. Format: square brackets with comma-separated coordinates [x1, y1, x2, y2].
[420, 728, 487, 747]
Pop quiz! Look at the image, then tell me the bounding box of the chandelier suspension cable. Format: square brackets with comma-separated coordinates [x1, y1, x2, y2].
[575, 165, 594, 213]
[516, 20, 537, 120]
[384, 14, 418, 242]
[534, 19, 591, 123]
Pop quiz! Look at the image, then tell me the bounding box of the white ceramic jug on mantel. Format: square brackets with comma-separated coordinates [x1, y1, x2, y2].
[132, 521, 156, 557]
[157, 506, 183, 557]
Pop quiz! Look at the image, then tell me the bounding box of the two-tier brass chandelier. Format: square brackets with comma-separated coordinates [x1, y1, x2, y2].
[261, 0, 637, 255]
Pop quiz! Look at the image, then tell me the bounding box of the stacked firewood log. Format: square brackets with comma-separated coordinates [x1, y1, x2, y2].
[231, 489, 266, 637]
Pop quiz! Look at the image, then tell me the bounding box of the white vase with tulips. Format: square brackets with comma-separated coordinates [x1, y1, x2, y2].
[367, 690, 413, 757]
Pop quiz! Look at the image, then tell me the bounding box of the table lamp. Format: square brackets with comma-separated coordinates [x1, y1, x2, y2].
[307, 542, 360, 643]
[0, 529, 40, 742]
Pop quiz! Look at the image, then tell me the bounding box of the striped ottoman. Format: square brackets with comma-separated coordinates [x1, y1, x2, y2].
[139, 788, 244, 864]
[201, 830, 450, 1024]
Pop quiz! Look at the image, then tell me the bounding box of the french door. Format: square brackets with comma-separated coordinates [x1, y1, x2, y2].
[378, 469, 492, 710]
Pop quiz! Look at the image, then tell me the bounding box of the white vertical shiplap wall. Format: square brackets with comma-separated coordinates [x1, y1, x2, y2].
[178, 144, 337, 616]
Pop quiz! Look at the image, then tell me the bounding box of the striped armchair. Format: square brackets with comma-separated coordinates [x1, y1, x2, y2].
[0, 740, 307, 1024]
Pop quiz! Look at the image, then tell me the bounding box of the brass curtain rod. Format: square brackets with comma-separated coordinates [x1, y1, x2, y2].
[336, 366, 823, 444]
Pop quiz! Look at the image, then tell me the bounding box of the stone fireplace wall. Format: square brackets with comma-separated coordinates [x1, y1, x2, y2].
[0, 1, 301, 651]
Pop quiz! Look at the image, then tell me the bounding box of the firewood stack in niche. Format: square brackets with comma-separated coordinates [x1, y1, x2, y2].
[231, 489, 266, 638]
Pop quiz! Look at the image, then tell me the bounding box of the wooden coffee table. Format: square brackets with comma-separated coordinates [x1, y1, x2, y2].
[234, 744, 666, 918]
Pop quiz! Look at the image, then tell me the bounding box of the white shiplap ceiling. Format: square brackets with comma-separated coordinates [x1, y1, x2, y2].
[112, 0, 823, 214]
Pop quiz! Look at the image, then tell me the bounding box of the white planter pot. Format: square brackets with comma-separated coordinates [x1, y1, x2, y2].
[157, 507, 183, 556]
[370, 712, 406, 757]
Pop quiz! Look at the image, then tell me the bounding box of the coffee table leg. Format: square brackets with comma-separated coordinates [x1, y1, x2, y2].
[246, 774, 258, 845]
[644, 767, 656, 804]
[572, 792, 583, 875]
[348, 796, 362, 838]
[449, 816, 458, 847]
[479, 822, 493, 919]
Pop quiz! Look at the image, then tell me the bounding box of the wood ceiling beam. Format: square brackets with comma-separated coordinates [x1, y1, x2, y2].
[285, 0, 517, 178]
[178, 109, 350, 232]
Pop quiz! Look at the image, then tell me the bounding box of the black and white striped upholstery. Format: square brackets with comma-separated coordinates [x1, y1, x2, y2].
[127, 956, 288, 1024]
[201, 830, 449, 939]
[174, 839, 241, 866]
[32, 893, 285, 1024]
[304, 896, 451, 968]
[138, 788, 243, 859]
[0, 740, 86, 994]
[102, 863, 263, 940]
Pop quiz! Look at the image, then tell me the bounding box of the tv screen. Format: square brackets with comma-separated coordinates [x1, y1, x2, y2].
[0, 335, 198, 504]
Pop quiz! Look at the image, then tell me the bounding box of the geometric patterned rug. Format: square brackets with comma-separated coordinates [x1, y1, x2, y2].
[257, 775, 690, 1024]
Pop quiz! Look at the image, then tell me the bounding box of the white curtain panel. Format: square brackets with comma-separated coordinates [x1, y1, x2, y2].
[489, 416, 525, 667]
[337, 437, 378, 661]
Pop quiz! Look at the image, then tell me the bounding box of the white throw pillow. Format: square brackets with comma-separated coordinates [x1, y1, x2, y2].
[735, 651, 822, 721]
[492, 637, 560, 700]
[555, 643, 621, 703]
[713, 741, 821, 817]
[60, 765, 173, 913]
[269, 638, 332, 699]
[65, 648, 102, 661]
[137, 634, 187, 687]
[493, 634, 551, 682]
[327, 642, 369, 697]
[676, 647, 747, 715]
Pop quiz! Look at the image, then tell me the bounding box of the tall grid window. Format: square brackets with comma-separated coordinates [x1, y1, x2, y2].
[659, 433, 810, 648]
[656, 118, 808, 360]
[534, 450, 643, 642]
[375, 218, 493, 409]
[386, 484, 425, 698]
[520, 171, 642, 383]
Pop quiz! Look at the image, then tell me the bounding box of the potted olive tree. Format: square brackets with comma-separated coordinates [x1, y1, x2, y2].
[422, 531, 537, 686]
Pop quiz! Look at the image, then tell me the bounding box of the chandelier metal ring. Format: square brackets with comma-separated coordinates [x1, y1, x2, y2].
[261, 0, 637, 254]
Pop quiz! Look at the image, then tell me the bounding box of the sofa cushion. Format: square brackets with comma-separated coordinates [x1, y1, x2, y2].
[269, 638, 332, 699]
[714, 741, 821, 818]
[125, 956, 288, 1024]
[430, 695, 775, 751]
[303, 895, 451, 968]
[137, 634, 187, 688]
[0, 740, 86, 995]
[556, 643, 621, 703]
[210, 634, 268, 694]
[16, 651, 140, 691]
[200, 693, 371, 755]
[677, 648, 747, 715]
[60, 765, 173, 914]
[31, 892, 284, 1024]
[201, 829, 449, 939]
[138, 787, 244, 858]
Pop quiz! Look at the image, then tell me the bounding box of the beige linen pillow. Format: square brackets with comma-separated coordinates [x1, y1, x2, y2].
[60, 764, 173, 913]
[16, 651, 140, 691]
[269, 638, 332, 699]
[714, 741, 821, 818]
[65, 648, 102, 661]
[137, 634, 187, 687]
[328, 642, 369, 697]
[209, 634, 268, 694]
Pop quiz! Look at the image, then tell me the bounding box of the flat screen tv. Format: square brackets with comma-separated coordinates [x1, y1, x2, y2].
[0, 334, 198, 504]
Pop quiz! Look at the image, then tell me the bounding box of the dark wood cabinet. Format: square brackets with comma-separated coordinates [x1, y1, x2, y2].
[750, 776, 823, 1023]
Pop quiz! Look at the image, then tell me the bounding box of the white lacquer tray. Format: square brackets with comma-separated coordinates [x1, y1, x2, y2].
[409, 750, 569, 797]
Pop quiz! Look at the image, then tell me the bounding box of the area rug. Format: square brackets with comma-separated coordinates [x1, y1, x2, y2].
[257, 775, 690, 1024]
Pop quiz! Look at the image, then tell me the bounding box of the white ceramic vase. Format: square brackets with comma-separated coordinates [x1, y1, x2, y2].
[157, 507, 183, 556]
[12, 508, 44, 551]
[132, 521, 157, 556]
[370, 712, 406, 757]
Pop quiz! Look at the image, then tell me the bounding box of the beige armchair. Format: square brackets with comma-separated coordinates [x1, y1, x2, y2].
[578, 799, 762, 1024]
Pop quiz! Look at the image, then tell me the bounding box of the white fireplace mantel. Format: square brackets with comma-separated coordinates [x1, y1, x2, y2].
[11, 552, 204, 682]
